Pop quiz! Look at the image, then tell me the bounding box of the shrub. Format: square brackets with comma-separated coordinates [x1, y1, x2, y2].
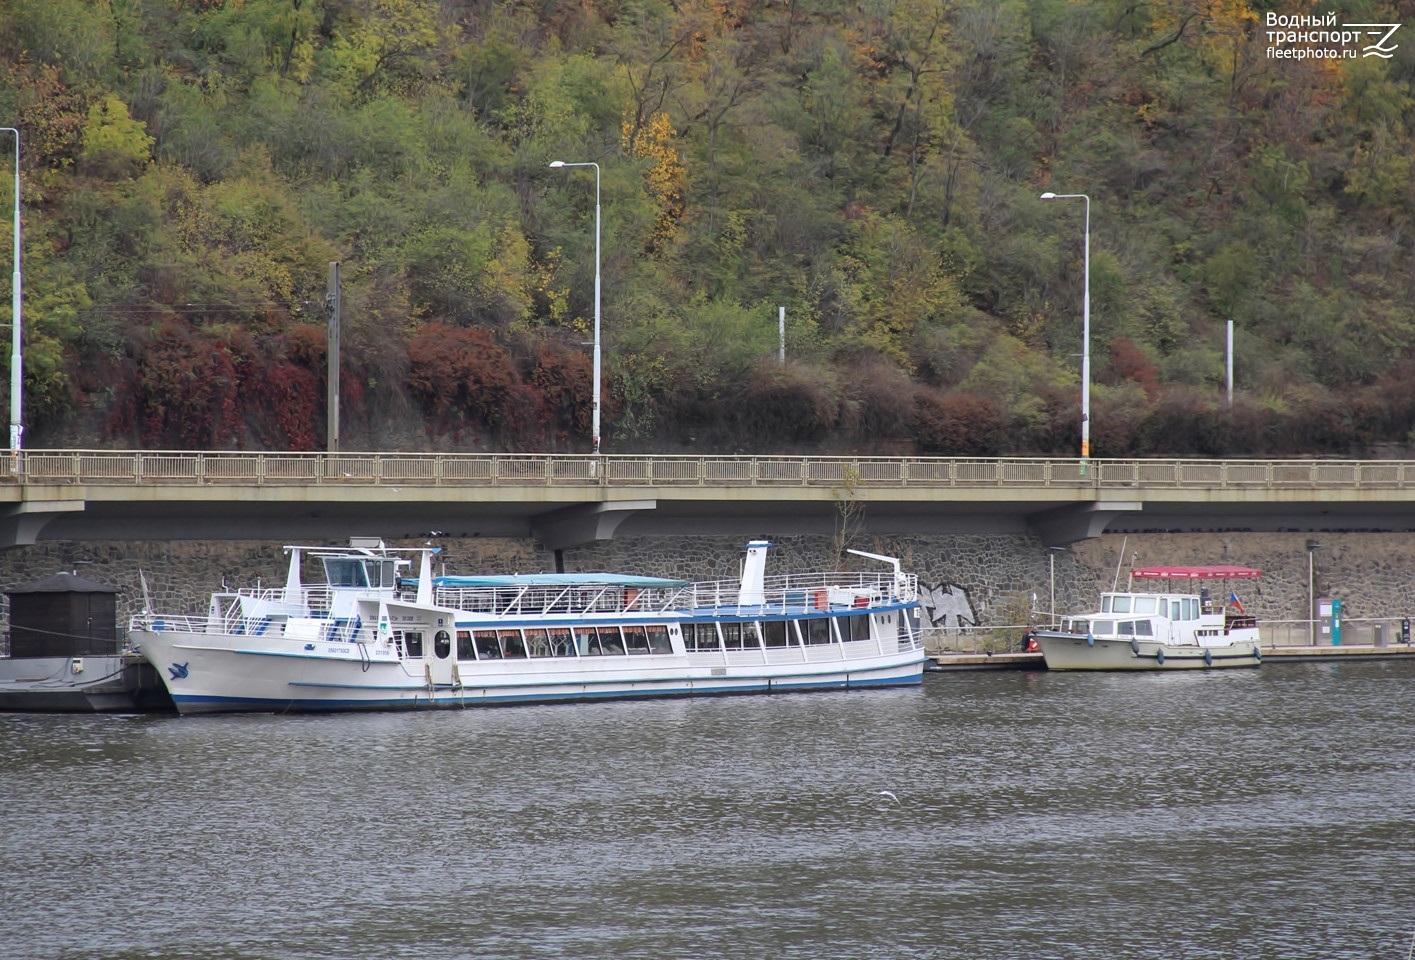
[913, 389, 1005, 456]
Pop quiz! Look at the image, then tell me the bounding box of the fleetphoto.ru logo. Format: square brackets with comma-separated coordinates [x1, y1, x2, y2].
[1266, 12, 1401, 59]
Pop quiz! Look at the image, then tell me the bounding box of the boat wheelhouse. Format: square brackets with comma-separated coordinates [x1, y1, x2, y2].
[132, 539, 926, 714]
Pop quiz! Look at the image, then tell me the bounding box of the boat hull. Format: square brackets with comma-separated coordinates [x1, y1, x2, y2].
[133, 630, 926, 715]
[1034, 633, 1262, 671]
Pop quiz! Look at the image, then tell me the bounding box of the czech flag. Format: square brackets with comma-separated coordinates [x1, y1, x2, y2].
[1228, 590, 1244, 614]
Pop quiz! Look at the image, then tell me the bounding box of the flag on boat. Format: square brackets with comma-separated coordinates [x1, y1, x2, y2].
[1228, 591, 1244, 614]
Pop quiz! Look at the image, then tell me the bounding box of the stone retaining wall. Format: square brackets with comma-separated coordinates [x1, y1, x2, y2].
[0, 530, 1408, 635]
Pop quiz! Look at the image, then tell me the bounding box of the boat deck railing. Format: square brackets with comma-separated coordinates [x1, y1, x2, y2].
[427, 571, 918, 619]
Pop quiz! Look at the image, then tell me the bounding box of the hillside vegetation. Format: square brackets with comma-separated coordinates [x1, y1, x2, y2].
[0, 0, 1412, 457]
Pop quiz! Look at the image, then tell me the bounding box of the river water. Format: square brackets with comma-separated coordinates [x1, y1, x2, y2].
[2, 661, 1413, 960]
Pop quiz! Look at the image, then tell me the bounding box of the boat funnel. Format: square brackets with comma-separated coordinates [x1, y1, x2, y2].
[282, 547, 303, 604]
[737, 540, 770, 606]
[416, 549, 435, 605]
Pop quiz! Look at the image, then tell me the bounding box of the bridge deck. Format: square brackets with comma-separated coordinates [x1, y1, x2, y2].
[3, 452, 1415, 549]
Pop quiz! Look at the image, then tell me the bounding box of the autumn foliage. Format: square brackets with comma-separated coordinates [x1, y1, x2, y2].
[6, 0, 1415, 458]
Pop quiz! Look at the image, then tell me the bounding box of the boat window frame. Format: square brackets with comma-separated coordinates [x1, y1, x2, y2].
[575, 627, 601, 656]
[762, 620, 791, 648]
[622, 626, 650, 654]
[499, 629, 526, 658]
[721, 622, 743, 650]
[474, 629, 500, 659]
[645, 625, 672, 654]
[549, 628, 575, 657]
[598, 627, 625, 655]
[524, 628, 552, 658]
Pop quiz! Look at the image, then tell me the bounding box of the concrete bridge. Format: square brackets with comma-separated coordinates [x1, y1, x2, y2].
[2, 450, 1414, 551]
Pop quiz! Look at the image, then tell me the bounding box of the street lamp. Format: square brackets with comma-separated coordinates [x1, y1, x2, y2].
[1047, 545, 1069, 624]
[549, 160, 601, 456]
[1041, 191, 1089, 475]
[1306, 540, 1323, 645]
[1, 128, 19, 453]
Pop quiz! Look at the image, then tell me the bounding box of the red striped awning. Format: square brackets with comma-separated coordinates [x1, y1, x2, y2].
[1130, 565, 1262, 580]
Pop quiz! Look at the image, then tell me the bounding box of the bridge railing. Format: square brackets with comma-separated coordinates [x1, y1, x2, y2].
[5, 451, 1415, 489]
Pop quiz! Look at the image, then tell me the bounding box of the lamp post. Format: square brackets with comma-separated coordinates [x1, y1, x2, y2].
[548, 160, 601, 456]
[1047, 546, 1068, 624]
[1, 128, 19, 453]
[1041, 191, 1089, 475]
[1306, 540, 1323, 645]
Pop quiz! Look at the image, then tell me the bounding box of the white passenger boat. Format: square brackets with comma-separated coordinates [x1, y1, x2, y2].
[130, 538, 925, 714]
[1031, 565, 1263, 671]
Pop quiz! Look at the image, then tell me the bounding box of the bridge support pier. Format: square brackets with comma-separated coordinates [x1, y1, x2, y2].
[0, 500, 85, 548]
[531, 499, 658, 552]
[1028, 501, 1143, 547]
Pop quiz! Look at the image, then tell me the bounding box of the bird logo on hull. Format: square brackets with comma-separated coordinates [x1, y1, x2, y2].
[167, 662, 189, 681]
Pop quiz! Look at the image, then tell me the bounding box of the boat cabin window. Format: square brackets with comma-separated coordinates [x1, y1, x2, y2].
[806, 617, 832, 645]
[598, 627, 626, 655]
[1134, 597, 1158, 615]
[499, 629, 526, 658]
[474, 630, 499, 659]
[762, 620, 791, 647]
[433, 630, 451, 660]
[1185, 598, 1199, 620]
[324, 558, 398, 589]
[550, 629, 574, 657]
[1116, 620, 1155, 637]
[682, 622, 716, 651]
[623, 626, 650, 654]
[1090, 620, 1115, 636]
[645, 625, 672, 653]
[1111, 596, 1132, 614]
[525, 628, 552, 658]
[724, 623, 747, 654]
[1170, 601, 1181, 620]
[457, 630, 474, 660]
[845, 614, 871, 643]
[402, 631, 424, 658]
[576, 627, 603, 656]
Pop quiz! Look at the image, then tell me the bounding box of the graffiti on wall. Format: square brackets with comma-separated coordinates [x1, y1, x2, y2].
[920, 582, 978, 633]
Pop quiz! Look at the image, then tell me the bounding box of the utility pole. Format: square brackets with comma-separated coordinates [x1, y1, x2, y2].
[326, 262, 340, 453]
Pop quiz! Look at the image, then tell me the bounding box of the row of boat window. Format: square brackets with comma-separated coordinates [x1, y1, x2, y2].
[393, 614, 879, 660]
[1063, 619, 1157, 637]
[395, 625, 673, 660]
[681, 615, 874, 650]
[1101, 595, 1201, 620]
